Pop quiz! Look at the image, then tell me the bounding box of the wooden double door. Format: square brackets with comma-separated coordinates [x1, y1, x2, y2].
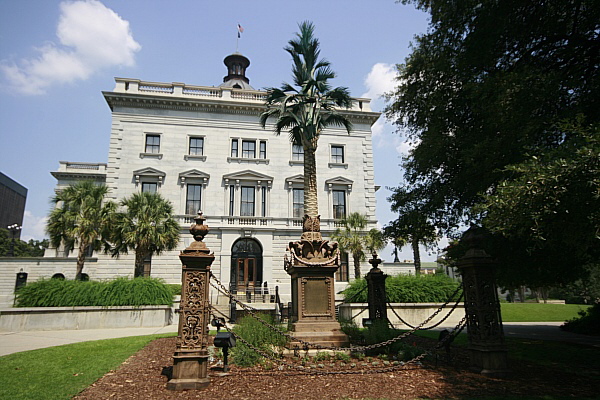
[231, 238, 263, 295]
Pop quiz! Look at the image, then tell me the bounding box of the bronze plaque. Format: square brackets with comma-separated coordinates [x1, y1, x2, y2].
[302, 278, 329, 315]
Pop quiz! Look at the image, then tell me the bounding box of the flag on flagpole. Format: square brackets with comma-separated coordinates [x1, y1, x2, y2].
[237, 24, 244, 38]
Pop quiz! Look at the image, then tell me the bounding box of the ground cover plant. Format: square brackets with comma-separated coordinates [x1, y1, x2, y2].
[342, 273, 461, 303]
[231, 314, 288, 366]
[15, 277, 173, 307]
[500, 303, 591, 322]
[0, 333, 175, 400]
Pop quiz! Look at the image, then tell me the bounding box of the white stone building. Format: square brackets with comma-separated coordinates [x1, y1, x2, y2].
[0, 53, 380, 307]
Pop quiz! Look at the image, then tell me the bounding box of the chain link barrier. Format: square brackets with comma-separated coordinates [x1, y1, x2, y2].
[210, 304, 467, 376]
[210, 272, 463, 353]
[387, 291, 464, 330]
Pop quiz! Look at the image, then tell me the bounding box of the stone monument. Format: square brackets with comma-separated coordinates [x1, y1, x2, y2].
[285, 215, 349, 348]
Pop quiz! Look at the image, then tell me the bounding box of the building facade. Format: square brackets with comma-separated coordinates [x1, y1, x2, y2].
[0, 172, 27, 240]
[1, 53, 380, 307]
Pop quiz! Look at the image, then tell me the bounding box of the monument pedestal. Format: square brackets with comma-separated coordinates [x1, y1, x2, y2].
[287, 264, 349, 348]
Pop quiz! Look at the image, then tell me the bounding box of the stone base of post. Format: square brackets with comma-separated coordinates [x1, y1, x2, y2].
[167, 352, 210, 390]
[468, 345, 509, 377]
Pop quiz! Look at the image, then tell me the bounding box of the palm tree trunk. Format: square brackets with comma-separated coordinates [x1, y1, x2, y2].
[134, 247, 147, 277]
[412, 239, 421, 276]
[76, 241, 87, 280]
[353, 253, 361, 279]
[303, 141, 319, 218]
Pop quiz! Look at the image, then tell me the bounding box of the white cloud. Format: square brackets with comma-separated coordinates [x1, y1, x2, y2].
[361, 63, 397, 108]
[21, 211, 48, 242]
[1, 0, 141, 95]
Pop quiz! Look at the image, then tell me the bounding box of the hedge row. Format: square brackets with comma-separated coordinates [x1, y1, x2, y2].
[342, 273, 461, 303]
[15, 277, 173, 307]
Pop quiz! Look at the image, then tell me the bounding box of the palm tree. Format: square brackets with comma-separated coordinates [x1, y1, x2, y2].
[332, 212, 385, 279]
[46, 181, 116, 280]
[109, 192, 180, 277]
[385, 185, 439, 276]
[260, 21, 353, 219]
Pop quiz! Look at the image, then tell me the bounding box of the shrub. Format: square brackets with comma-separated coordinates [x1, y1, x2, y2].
[362, 320, 425, 360]
[561, 303, 600, 335]
[342, 273, 461, 303]
[15, 277, 173, 307]
[313, 351, 331, 362]
[231, 314, 288, 367]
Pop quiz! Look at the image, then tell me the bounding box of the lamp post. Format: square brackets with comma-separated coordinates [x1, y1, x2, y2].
[7, 224, 22, 257]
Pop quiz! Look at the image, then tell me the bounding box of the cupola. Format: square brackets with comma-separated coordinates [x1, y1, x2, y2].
[220, 52, 254, 90]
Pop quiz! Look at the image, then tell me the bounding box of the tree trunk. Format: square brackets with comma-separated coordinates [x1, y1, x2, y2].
[134, 247, 147, 278]
[412, 238, 421, 276]
[353, 253, 361, 279]
[303, 140, 319, 218]
[75, 241, 87, 280]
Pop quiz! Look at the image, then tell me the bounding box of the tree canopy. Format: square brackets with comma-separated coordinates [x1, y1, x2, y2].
[387, 0, 599, 286]
[108, 192, 180, 277]
[260, 21, 353, 218]
[332, 212, 385, 279]
[46, 181, 116, 279]
[0, 229, 48, 257]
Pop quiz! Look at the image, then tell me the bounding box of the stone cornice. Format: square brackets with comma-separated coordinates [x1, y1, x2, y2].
[103, 92, 380, 125]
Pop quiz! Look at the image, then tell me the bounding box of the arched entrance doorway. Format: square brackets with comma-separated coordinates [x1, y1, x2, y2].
[230, 238, 263, 298]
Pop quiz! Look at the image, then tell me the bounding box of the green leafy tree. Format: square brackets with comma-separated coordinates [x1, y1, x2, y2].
[332, 212, 385, 279]
[384, 186, 438, 275]
[260, 21, 353, 218]
[386, 0, 599, 285]
[109, 192, 180, 277]
[0, 229, 49, 257]
[46, 182, 116, 279]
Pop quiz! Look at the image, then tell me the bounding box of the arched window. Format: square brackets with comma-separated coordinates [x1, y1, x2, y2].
[51, 273, 65, 280]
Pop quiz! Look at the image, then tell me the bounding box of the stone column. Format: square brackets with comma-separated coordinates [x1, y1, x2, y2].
[285, 215, 349, 348]
[457, 226, 508, 377]
[365, 252, 388, 322]
[167, 213, 214, 391]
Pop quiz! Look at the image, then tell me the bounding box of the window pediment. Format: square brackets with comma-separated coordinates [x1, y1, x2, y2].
[326, 176, 353, 190]
[223, 170, 273, 187]
[179, 169, 210, 186]
[285, 174, 304, 188]
[133, 167, 166, 185]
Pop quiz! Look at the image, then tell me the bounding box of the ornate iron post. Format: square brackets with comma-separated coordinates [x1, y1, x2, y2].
[457, 226, 508, 377]
[167, 213, 214, 390]
[366, 252, 388, 323]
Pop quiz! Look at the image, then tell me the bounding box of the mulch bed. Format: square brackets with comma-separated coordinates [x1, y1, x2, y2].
[75, 337, 598, 399]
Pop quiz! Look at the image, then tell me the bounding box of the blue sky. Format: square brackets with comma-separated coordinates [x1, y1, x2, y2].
[0, 0, 443, 261]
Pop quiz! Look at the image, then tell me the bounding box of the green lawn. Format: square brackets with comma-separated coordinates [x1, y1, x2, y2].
[0, 333, 176, 400]
[500, 303, 591, 322]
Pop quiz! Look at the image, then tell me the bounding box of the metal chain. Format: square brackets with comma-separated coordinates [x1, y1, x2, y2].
[211, 305, 468, 376]
[387, 292, 464, 330]
[210, 272, 462, 353]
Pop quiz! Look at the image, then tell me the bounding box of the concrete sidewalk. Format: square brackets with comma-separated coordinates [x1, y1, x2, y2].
[2, 322, 599, 357]
[0, 325, 178, 357]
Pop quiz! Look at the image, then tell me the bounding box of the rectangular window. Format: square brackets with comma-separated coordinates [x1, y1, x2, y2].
[292, 144, 304, 161]
[141, 182, 157, 193]
[336, 252, 350, 282]
[332, 190, 346, 219]
[261, 187, 267, 216]
[259, 141, 267, 159]
[331, 145, 344, 163]
[186, 184, 202, 215]
[240, 186, 255, 216]
[242, 140, 256, 158]
[189, 137, 204, 155]
[231, 140, 239, 157]
[229, 186, 235, 216]
[145, 135, 160, 153]
[293, 188, 304, 218]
